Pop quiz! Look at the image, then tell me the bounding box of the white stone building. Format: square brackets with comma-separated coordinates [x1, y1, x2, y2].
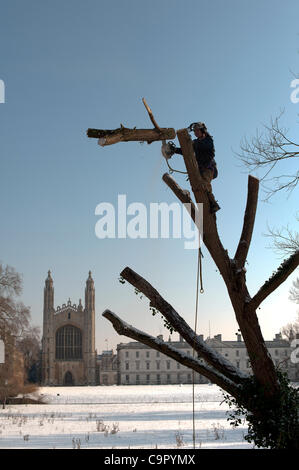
[116, 332, 298, 385]
[97, 350, 118, 385]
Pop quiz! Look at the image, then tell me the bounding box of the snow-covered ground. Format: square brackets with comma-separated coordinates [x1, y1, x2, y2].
[0, 384, 253, 449]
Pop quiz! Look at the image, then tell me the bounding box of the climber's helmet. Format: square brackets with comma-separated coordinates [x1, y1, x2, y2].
[189, 122, 207, 133]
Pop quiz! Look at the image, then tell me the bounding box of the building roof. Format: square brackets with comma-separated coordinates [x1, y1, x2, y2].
[117, 337, 291, 350]
[117, 340, 192, 350]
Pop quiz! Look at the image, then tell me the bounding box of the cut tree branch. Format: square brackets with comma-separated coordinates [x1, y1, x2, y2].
[86, 127, 175, 145]
[162, 173, 199, 225]
[234, 175, 259, 267]
[87, 97, 175, 145]
[142, 97, 161, 131]
[249, 250, 299, 310]
[103, 309, 242, 397]
[120, 266, 248, 384]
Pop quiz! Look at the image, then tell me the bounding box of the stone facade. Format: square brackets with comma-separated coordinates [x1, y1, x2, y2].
[97, 350, 118, 385]
[117, 335, 207, 386]
[116, 333, 298, 385]
[41, 271, 97, 385]
[205, 333, 298, 381]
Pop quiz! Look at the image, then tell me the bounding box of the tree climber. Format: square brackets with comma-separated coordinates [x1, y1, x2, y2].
[162, 122, 220, 213]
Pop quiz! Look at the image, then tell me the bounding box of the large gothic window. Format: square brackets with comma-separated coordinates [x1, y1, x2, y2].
[56, 325, 82, 360]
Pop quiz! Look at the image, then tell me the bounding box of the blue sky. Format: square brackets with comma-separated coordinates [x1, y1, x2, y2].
[0, 0, 298, 352]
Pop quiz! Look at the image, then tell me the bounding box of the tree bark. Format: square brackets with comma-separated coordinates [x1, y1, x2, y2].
[86, 127, 175, 145]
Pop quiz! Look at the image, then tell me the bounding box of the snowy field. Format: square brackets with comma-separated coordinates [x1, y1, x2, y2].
[0, 384, 253, 449]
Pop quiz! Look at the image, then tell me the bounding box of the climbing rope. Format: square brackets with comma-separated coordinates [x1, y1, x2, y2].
[192, 246, 204, 448]
[165, 157, 188, 175]
[161, 140, 188, 175]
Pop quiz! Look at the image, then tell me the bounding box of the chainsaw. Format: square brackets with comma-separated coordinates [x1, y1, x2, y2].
[161, 140, 176, 160]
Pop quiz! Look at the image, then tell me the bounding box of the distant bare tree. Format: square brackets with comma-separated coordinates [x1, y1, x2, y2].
[289, 277, 299, 304]
[237, 109, 298, 272]
[0, 264, 22, 295]
[0, 263, 40, 402]
[0, 347, 38, 407]
[0, 264, 31, 338]
[237, 111, 299, 200]
[0, 332, 25, 407]
[281, 320, 299, 341]
[281, 278, 299, 341]
[16, 326, 41, 381]
[264, 216, 299, 257]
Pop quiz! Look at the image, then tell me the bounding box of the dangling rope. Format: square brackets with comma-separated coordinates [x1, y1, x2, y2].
[192, 245, 204, 448]
[165, 156, 188, 175]
[161, 140, 188, 175]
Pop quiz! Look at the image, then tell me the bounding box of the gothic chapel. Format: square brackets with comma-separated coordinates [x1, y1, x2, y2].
[41, 271, 97, 385]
